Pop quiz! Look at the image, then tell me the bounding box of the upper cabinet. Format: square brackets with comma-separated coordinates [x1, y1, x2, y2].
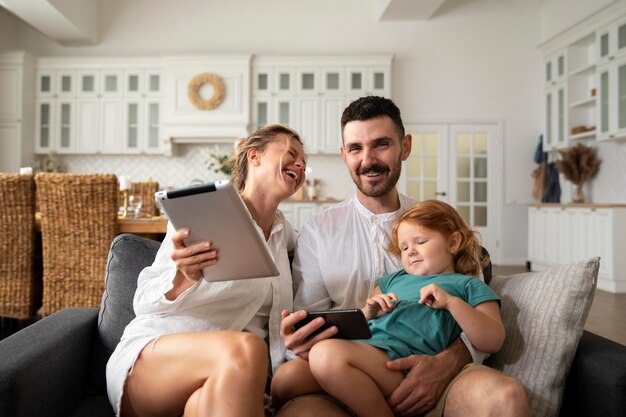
[540, 4, 626, 148]
[35, 59, 164, 155]
[252, 56, 392, 154]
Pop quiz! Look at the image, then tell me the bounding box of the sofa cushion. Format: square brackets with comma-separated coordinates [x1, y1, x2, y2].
[89, 234, 160, 394]
[486, 257, 599, 417]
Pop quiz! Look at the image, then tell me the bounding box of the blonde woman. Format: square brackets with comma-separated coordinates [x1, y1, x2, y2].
[106, 124, 307, 417]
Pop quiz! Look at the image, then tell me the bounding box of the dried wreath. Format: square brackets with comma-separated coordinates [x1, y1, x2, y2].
[187, 73, 225, 110]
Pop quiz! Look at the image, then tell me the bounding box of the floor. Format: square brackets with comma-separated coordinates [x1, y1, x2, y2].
[492, 264, 626, 346]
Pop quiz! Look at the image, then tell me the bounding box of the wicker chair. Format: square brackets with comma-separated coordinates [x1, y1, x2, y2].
[0, 174, 39, 320]
[35, 173, 118, 315]
[118, 181, 160, 217]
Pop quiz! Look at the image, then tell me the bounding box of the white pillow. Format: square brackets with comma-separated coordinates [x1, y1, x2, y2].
[486, 257, 599, 417]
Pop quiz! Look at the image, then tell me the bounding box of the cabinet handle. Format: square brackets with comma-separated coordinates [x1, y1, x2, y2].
[435, 191, 447, 196]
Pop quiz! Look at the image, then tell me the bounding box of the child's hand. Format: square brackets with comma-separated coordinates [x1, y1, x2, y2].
[419, 284, 453, 310]
[363, 292, 398, 319]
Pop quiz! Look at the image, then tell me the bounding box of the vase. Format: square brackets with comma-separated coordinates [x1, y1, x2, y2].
[572, 183, 585, 203]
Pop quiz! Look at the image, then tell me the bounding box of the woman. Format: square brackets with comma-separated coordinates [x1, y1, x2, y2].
[106, 124, 307, 417]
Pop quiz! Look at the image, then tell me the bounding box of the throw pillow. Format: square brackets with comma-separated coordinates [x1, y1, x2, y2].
[486, 257, 599, 417]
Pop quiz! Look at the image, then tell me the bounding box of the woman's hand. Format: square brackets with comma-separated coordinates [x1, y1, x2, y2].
[418, 283, 453, 310]
[363, 292, 398, 320]
[170, 228, 219, 283]
[279, 310, 337, 360]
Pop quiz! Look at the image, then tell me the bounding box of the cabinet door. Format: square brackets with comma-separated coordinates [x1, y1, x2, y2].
[556, 84, 567, 147]
[37, 71, 55, 97]
[275, 69, 295, 95]
[35, 99, 56, 153]
[124, 100, 143, 153]
[369, 67, 390, 96]
[76, 98, 100, 153]
[0, 124, 20, 172]
[253, 69, 273, 96]
[295, 203, 318, 230]
[346, 67, 367, 98]
[598, 66, 611, 139]
[56, 100, 75, 153]
[0, 66, 20, 122]
[78, 72, 99, 97]
[101, 71, 122, 97]
[100, 99, 124, 153]
[125, 71, 144, 96]
[57, 72, 76, 97]
[253, 98, 274, 130]
[297, 69, 320, 96]
[320, 97, 343, 153]
[322, 68, 344, 96]
[144, 100, 162, 153]
[617, 58, 626, 137]
[297, 97, 320, 152]
[145, 71, 163, 96]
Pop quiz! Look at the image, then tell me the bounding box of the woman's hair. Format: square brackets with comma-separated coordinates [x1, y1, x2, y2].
[388, 199, 487, 277]
[226, 124, 304, 193]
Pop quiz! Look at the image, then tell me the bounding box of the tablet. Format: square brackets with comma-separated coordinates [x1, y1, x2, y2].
[293, 309, 372, 340]
[154, 180, 280, 282]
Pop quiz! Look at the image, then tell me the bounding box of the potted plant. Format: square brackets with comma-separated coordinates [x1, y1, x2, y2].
[555, 143, 601, 203]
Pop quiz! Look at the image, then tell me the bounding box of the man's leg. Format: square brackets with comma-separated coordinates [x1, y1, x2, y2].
[275, 395, 354, 417]
[441, 365, 531, 417]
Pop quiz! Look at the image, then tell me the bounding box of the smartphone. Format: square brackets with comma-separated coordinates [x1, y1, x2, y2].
[293, 309, 372, 340]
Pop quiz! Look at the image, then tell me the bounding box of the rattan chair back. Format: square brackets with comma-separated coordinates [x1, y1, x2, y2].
[35, 173, 118, 315]
[0, 174, 38, 319]
[118, 181, 160, 217]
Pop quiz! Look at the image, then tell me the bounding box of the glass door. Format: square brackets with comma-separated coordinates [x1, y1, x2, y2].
[401, 123, 499, 255]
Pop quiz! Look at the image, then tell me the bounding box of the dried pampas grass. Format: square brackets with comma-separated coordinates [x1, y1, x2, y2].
[555, 143, 602, 186]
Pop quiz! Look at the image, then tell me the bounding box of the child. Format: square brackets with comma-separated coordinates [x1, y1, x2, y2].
[271, 200, 504, 417]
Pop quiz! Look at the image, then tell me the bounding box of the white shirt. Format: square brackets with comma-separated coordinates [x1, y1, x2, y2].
[118, 209, 295, 373]
[292, 194, 486, 363]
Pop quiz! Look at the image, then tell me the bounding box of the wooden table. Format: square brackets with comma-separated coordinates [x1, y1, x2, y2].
[35, 213, 168, 235]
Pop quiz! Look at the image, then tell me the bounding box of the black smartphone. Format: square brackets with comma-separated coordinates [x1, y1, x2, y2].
[293, 309, 372, 339]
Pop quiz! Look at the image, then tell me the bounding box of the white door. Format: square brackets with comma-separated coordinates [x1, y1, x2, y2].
[401, 123, 500, 258]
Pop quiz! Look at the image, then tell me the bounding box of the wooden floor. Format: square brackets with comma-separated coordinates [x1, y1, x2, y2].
[493, 265, 626, 346]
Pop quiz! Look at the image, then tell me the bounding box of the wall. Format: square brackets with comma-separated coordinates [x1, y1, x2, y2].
[0, 7, 19, 50]
[5, 0, 551, 263]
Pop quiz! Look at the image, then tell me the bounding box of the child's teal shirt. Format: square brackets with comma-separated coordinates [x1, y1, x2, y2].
[359, 270, 500, 360]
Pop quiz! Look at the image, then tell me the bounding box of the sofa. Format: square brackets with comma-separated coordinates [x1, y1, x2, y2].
[0, 233, 625, 417]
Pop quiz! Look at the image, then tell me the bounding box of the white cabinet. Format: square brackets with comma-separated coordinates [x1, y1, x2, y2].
[528, 205, 626, 293]
[544, 81, 567, 149]
[279, 201, 338, 231]
[252, 56, 392, 155]
[596, 15, 626, 66]
[0, 52, 35, 173]
[35, 60, 164, 155]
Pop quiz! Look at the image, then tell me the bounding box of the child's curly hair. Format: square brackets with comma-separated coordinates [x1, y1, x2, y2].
[389, 200, 487, 277]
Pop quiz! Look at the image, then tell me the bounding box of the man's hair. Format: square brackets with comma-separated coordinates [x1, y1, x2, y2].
[340, 96, 405, 140]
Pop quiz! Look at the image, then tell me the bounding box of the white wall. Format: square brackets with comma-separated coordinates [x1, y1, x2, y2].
[8, 0, 612, 264]
[0, 7, 19, 51]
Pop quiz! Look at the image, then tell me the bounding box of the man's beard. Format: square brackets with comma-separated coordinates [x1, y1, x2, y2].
[353, 160, 401, 198]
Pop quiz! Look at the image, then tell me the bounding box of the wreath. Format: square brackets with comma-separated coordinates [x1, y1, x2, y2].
[187, 73, 225, 110]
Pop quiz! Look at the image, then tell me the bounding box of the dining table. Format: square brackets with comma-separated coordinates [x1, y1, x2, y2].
[34, 212, 168, 236]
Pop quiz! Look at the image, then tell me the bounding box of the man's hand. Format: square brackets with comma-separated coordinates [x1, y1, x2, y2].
[280, 309, 338, 360]
[386, 338, 472, 416]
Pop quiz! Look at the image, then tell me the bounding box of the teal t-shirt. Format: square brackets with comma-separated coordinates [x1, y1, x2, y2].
[359, 270, 500, 360]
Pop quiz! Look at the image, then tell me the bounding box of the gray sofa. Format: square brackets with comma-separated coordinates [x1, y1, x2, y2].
[0, 234, 625, 417]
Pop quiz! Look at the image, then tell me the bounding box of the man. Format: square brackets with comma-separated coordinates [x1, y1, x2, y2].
[276, 96, 530, 417]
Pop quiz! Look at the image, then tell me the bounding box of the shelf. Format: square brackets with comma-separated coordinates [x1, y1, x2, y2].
[570, 129, 596, 140]
[569, 97, 596, 108]
[569, 62, 595, 76]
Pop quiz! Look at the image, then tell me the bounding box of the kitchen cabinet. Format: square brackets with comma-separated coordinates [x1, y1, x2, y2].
[252, 56, 392, 154]
[279, 201, 338, 231]
[540, 4, 626, 146]
[0, 52, 35, 173]
[528, 204, 626, 293]
[35, 59, 164, 155]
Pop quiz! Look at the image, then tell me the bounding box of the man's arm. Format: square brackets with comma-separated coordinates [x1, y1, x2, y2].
[386, 337, 471, 416]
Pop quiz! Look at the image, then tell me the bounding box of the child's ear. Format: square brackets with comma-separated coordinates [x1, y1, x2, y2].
[448, 232, 462, 254]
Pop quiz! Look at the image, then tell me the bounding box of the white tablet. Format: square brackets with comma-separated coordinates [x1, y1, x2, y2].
[154, 180, 280, 282]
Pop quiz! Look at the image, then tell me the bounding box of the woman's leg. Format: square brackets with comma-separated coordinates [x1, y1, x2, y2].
[120, 331, 268, 417]
[309, 340, 404, 417]
[271, 358, 323, 409]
